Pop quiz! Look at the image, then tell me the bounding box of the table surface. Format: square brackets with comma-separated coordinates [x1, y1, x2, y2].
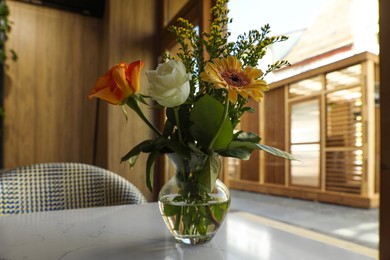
[0, 203, 377, 260]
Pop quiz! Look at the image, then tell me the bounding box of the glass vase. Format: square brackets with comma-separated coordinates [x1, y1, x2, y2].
[158, 153, 231, 245]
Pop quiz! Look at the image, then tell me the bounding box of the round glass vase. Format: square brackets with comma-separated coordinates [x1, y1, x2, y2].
[158, 153, 231, 245]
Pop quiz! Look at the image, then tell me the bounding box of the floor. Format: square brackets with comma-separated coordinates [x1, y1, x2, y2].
[229, 189, 379, 249]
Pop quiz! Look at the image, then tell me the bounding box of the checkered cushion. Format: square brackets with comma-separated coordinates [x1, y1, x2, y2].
[0, 162, 147, 215]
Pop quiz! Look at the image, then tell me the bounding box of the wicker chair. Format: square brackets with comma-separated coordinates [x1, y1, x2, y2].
[0, 162, 147, 215]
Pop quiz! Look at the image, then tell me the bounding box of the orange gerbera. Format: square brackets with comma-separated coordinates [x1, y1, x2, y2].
[88, 60, 144, 105]
[200, 56, 268, 103]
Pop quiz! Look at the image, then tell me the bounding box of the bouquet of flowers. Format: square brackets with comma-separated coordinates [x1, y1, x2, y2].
[89, 0, 294, 244]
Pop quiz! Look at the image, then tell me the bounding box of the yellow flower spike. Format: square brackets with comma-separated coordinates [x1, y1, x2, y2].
[200, 56, 268, 103]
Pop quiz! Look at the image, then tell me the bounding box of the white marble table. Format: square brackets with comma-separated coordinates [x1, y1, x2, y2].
[0, 203, 377, 260]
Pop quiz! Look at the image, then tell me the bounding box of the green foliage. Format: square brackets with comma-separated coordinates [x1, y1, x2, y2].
[122, 0, 295, 194]
[0, 1, 16, 64]
[159, 152, 230, 238]
[229, 25, 289, 68]
[197, 153, 221, 192]
[160, 198, 230, 238]
[165, 0, 289, 135]
[116, 0, 296, 241]
[190, 94, 232, 151]
[0, 1, 17, 120]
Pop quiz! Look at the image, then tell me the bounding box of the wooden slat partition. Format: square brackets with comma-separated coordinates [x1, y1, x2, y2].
[325, 150, 362, 194]
[264, 87, 286, 185]
[238, 99, 260, 182]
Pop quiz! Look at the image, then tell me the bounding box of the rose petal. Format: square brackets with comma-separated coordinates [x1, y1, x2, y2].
[147, 60, 191, 107]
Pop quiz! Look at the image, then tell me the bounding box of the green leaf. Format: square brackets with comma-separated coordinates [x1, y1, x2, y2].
[197, 153, 221, 192]
[162, 120, 174, 138]
[139, 137, 167, 153]
[212, 205, 223, 222]
[166, 142, 191, 160]
[126, 96, 143, 117]
[197, 220, 207, 235]
[174, 211, 182, 231]
[182, 209, 192, 232]
[120, 104, 128, 122]
[220, 141, 296, 161]
[255, 143, 297, 160]
[236, 131, 261, 143]
[134, 94, 150, 106]
[240, 106, 255, 113]
[163, 203, 178, 216]
[126, 96, 162, 136]
[166, 107, 176, 124]
[121, 137, 169, 169]
[121, 140, 154, 165]
[219, 141, 254, 160]
[127, 154, 139, 168]
[146, 150, 161, 192]
[190, 94, 233, 151]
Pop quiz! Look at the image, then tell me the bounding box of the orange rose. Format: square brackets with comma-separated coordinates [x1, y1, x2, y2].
[88, 60, 144, 105]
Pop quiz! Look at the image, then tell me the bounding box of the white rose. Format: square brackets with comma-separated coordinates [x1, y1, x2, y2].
[146, 60, 191, 107]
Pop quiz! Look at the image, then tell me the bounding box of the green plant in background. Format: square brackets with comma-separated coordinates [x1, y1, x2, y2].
[0, 0, 16, 167]
[0, 0, 17, 64]
[0, 0, 16, 121]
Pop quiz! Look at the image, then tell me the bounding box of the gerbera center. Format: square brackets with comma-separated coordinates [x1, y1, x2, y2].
[221, 70, 250, 87]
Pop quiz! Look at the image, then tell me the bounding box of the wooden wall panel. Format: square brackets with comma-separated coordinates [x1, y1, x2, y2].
[103, 0, 158, 201]
[3, 1, 102, 167]
[3, 0, 160, 201]
[163, 0, 191, 26]
[239, 99, 260, 182]
[264, 87, 286, 185]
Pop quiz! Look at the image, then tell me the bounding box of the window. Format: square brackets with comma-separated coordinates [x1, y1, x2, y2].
[290, 99, 321, 187]
[325, 65, 364, 194]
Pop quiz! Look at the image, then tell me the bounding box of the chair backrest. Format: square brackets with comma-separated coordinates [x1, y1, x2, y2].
[0, 162, 147, 215]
